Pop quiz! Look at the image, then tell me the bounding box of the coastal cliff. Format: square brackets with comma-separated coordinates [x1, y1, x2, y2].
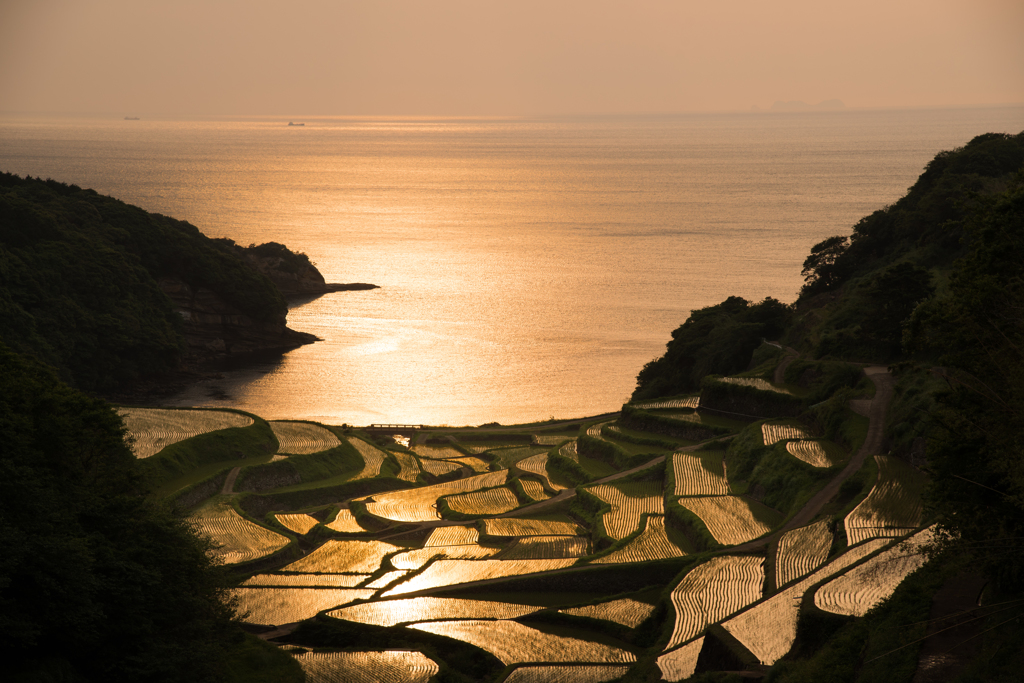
[0, 172, 369, 391]
[157, 276, 316, 355]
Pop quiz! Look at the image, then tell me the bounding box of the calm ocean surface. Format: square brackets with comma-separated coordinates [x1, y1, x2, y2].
[2, 107, 1022, 426]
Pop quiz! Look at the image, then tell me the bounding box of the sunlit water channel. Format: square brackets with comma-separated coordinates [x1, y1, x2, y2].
[2, 107, 1021, 425]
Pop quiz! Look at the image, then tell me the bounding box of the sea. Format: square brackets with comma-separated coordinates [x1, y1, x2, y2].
[1, 107, 1021, 426]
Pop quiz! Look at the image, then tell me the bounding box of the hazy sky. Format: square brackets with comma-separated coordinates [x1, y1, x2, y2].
[2, 0, 1021, 116]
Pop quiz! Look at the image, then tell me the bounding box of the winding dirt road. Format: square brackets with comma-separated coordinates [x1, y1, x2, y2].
[734, 365, 892, 552]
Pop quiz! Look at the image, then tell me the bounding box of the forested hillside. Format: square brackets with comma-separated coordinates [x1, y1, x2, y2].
[633, 131, 1024, 681]
[0, 173, 318, 391]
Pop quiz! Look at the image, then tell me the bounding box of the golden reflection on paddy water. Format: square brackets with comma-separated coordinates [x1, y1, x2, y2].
[2, 109, 1022, 425]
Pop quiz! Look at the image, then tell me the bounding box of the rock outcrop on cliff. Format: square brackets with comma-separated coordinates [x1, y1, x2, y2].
[158, 277, 316, 355]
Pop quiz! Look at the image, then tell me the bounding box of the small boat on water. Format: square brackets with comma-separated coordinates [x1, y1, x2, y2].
[288, 121, 305, 126]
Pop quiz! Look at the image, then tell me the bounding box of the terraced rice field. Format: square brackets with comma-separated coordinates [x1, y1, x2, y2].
[270, 421, 341, 455]
[533, 435, 570, 446]
[419, 459, 463, 476]
[391, 450, 421, 482]
[443, 487, 520, 516]
[785, 440, 841, 468]
[188, 501, 290, 564]
[460, 442, 521, 454]
[666, 555, 764, 648]
[558, 440, 579, 462]
[592, 515, 684, 564]
[382, 558, 577, 596]
[119, 407, 254, 458]
[561, 598, 656, 628]
[676, 496, 774, 545]
[483, 518, 581, 537]
[657, 637, 705, 682]
[517, 453, 566, 491]
[325, 509, 365, 533]
[294, 650, 438, 683]
[502, 665, 631, 683]
[672, 451, 729, 496]
[761, 423, 810, 446]
[775, 520, 832, 588]
[275, 513, 320, 535]
[346, 438, 387, 479]
[585, 422, 612, 439]
[233, 587, 375, 625]
[241, 574, 368, 587]
[364, 570, 408, 589]
[425, 525, 479, 546]
[646, 412, 702, 424]
[490, 446, 550, 468]
[281, 539, 402, 574]
[329, 596, 542, 627]
[588, 481, 664, 540]
[844, 456, 926, 545]
[499, 536, 589, 560]
[632, 396, 700, 410]
[412, 444, 466, 459]
[445, 456, 491, 473]
[520, 479, 552, 501]
[721, 538, 890, 665]
[361, 470, 508, 522]
[815, 528, 933, 617]
[720, 377, 793, 395]
[389, 544, 501, 571]
[408, 620, 636, 665]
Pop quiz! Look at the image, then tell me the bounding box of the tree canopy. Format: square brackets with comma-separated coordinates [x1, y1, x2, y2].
[0, 343, 242, 681]
[0, 173, 288, 390]
[632, 296, 790, 400]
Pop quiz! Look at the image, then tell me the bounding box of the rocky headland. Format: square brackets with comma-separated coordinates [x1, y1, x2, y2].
[0, 172, 376, 393]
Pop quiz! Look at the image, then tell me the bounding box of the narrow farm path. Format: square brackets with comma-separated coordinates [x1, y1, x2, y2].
[773, 345, 800, 385]
[221, 466, 241, 495]
[733, 365, 893, 553]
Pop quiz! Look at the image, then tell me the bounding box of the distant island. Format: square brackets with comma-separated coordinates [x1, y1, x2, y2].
[287, 121, 305, 126]
[751, 99, 846, 112]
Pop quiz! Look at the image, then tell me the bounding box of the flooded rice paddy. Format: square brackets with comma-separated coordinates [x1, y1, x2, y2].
[269, 421, 341, 455]
[119, 407, 253, 458]
[117, 370, 936, 678]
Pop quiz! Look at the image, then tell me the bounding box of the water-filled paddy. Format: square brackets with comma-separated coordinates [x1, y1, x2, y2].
[233, 587, 376, 625]
[561, 598, 656, 628]
[329, 596, 541, 627]
[409, 619, 636, 665]
[675, 496, 774, 545]
[119, 407, 253, 458]
[293, 650, 438, 683]
[269, 421, 341, 455]
[188, 501, 290, 564]
[281, 539, 402, 574]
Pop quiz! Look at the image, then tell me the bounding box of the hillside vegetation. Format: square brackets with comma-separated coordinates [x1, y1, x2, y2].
[631, 131, 1024, 681]
[0, 173, 323, 391]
